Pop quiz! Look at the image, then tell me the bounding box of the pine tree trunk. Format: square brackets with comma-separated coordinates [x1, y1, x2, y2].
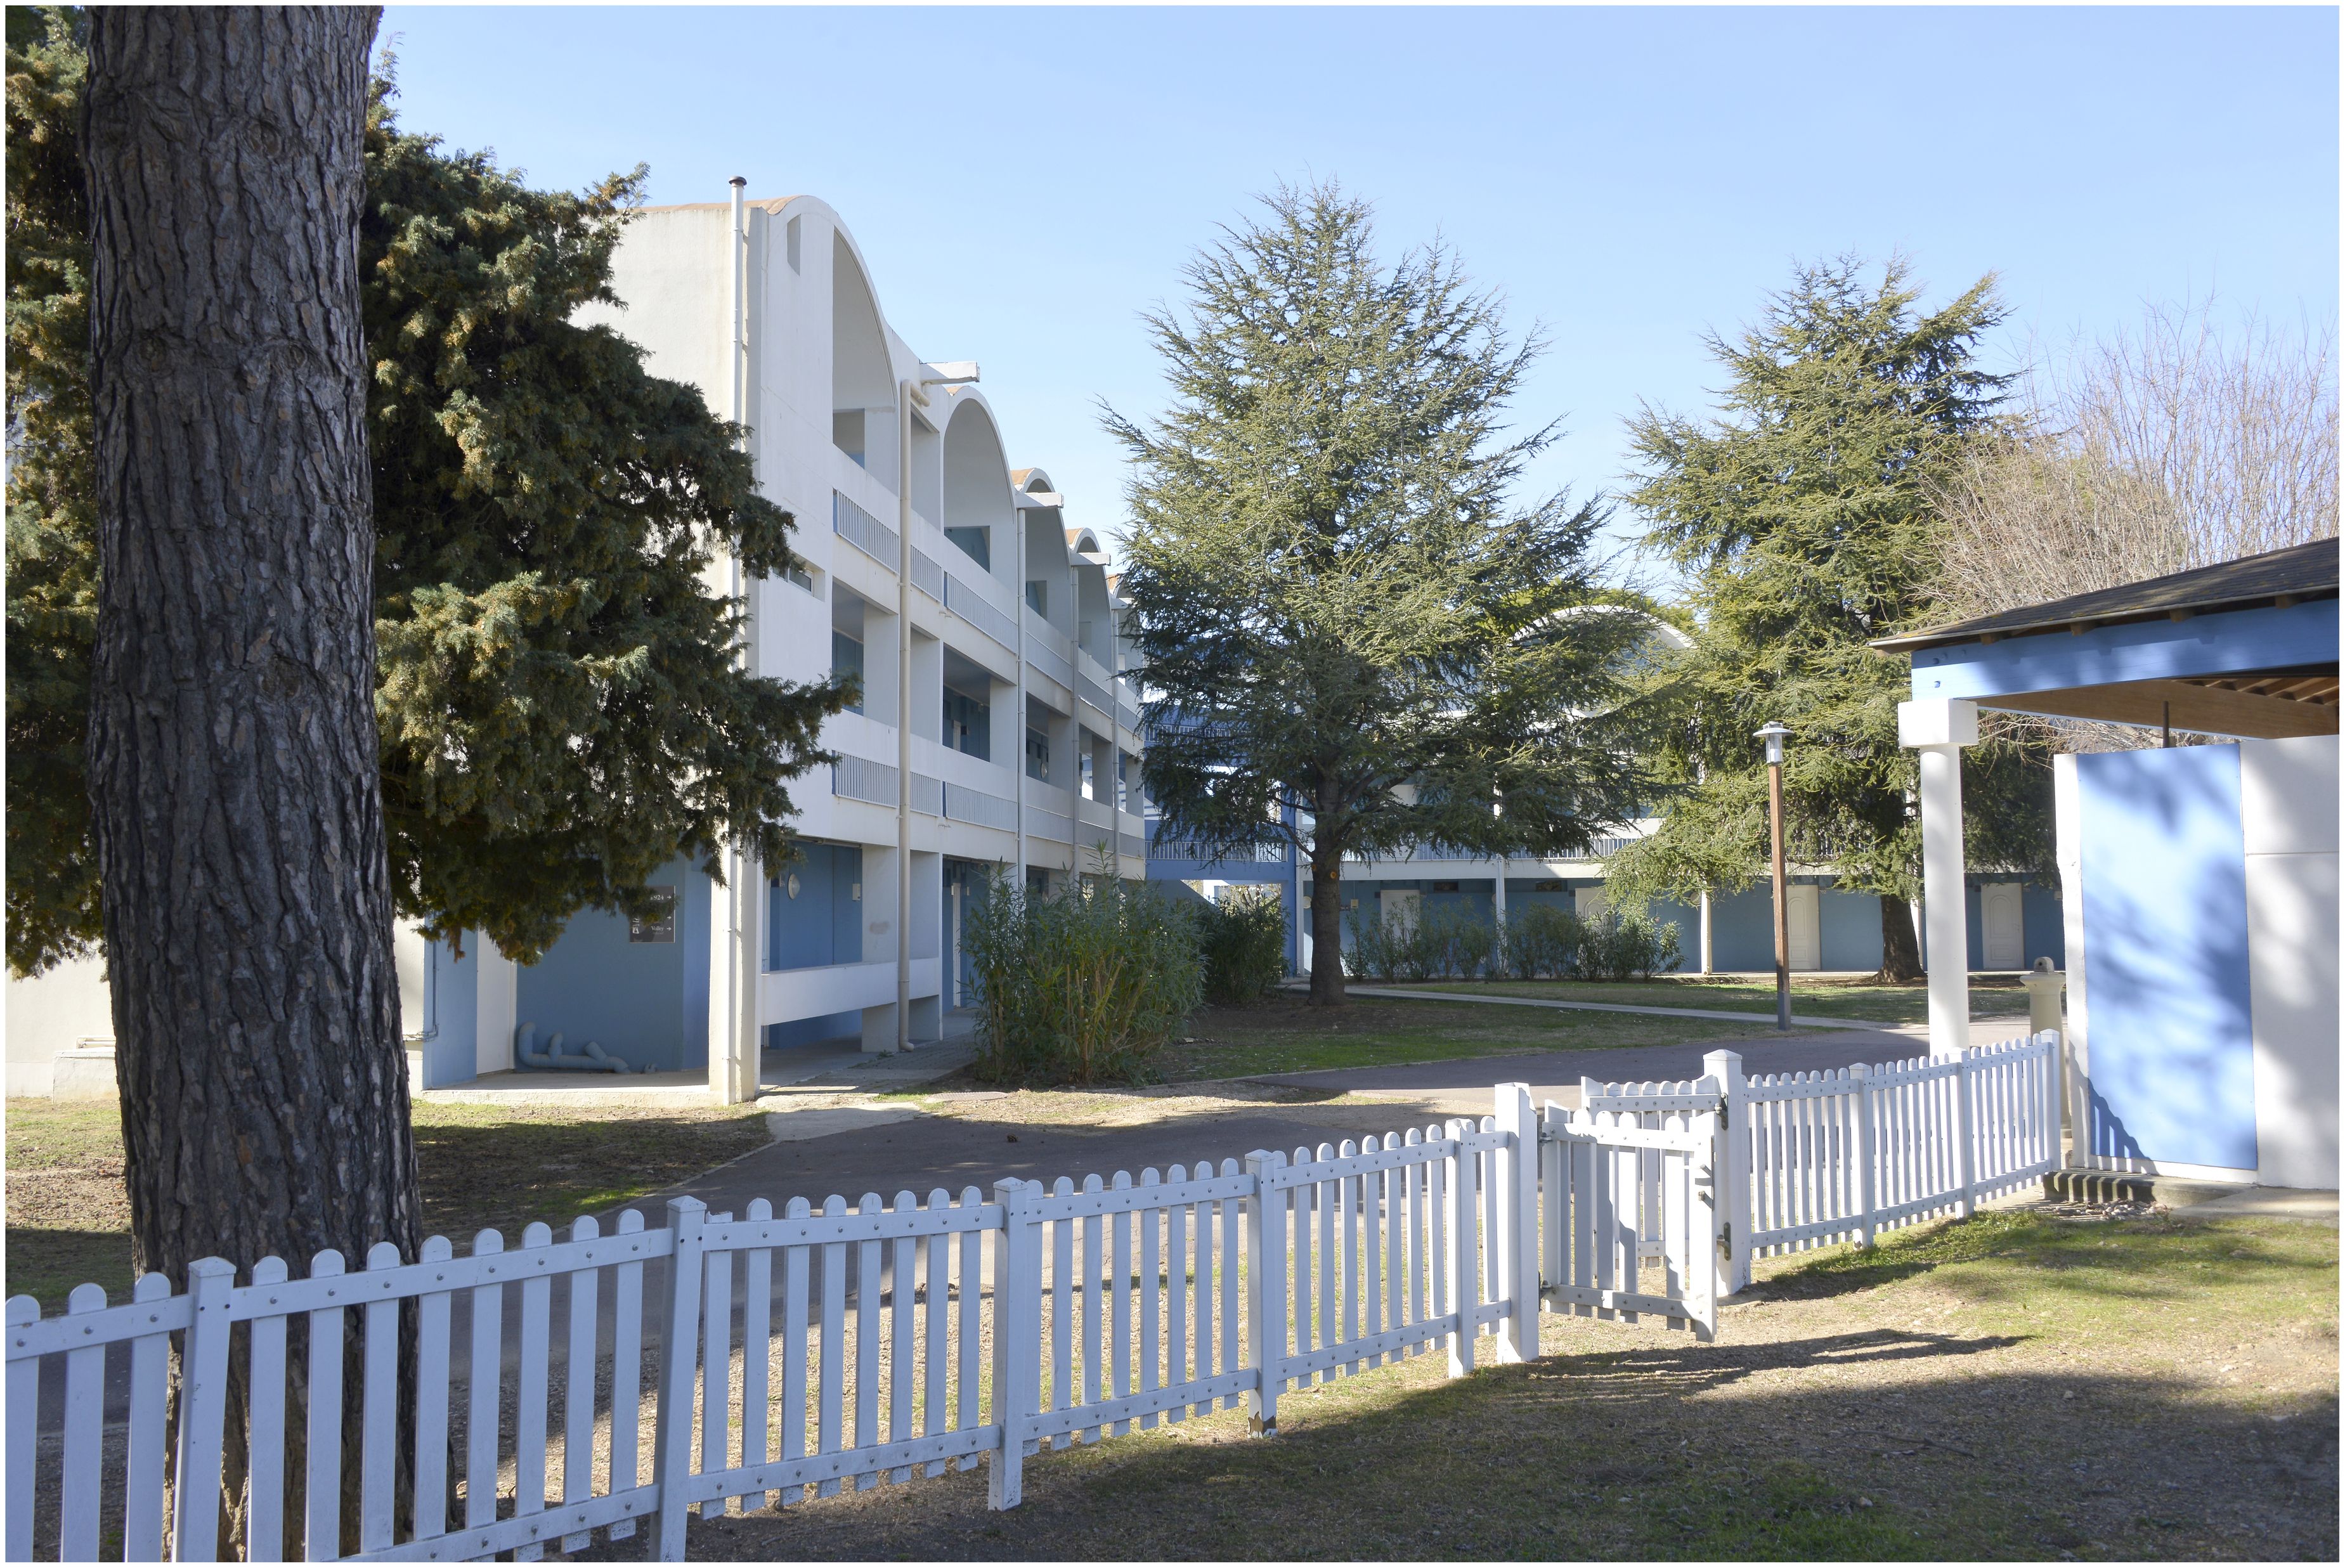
[1878, 892, 1924, 983]
[82, 8, 410, 1552]
[1308, 848, 1348, 1006]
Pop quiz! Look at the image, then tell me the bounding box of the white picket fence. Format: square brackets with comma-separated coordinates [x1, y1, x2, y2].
[4, 1042, 2051, 1560]
[4, 1095, 1602, 1562]
[1583, 1032, 2063, 1293]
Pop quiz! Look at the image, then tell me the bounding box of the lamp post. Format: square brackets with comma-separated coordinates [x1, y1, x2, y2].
[1755, 721, 1793, 1032]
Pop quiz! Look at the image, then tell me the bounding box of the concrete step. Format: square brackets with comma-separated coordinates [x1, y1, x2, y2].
[2043, 1168, 2249, 1207]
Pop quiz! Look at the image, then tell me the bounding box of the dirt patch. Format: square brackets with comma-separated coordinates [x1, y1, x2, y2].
[4, 1097, 774, 1307]
[576, 1208, 2337, 1563]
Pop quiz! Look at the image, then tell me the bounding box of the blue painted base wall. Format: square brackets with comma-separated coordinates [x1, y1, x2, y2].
[2074, 745, 2257, 1171]
[514, 857, 711, 1073]
[417, 939, 480, 1089]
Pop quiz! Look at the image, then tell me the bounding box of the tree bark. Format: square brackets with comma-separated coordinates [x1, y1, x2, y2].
[82, 7, 406, 1551]
[1308, 848, 1348, 1005]
[1878, 892, 1924, 982]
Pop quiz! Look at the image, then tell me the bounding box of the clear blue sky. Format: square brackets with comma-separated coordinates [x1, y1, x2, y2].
[378, 5, 2339, 574]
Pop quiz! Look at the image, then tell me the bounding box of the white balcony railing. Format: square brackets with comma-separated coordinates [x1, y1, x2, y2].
[832, 490, 897, 566]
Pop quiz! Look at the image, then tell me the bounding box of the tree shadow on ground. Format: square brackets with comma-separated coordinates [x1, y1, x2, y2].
[578, 1331, 2336, 1564]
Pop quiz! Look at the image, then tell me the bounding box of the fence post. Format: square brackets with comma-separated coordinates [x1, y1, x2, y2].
[988, 1179, 1041, 1507]
[1852, 1064, 1878, 1248]
[652, 1196, 706, 1561]
[168, 1257, 237, 1563]
[1954, 1050, 1978, 1218]
[2041, 1030, 2063, 1175]
[1241, 1151, 1285, 1435]
[1493, 1084, 1538, 1364]
[1444, 1120, 1478, 1377]
[1699, 1050, 1750, 1295]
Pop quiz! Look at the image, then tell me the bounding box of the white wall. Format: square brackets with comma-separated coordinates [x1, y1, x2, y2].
[2242, 734, 2339, 1189]
[4, 954, 113, 1096]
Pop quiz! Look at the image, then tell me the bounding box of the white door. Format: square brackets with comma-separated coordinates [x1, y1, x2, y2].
[1982, 883, 2025, 970]
[1787, 883, 1821, 971]
[1379, 888, 1421, 936]
[1573, 885, 1609, 923]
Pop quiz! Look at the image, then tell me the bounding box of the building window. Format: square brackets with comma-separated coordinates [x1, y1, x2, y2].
[1080, 749, 1096, 801]
[1025, 580, 1047, 617]
[944, 684, 991, 761]
[832, 630, 864, 713]
[1025, 727, 1050, 782]
[1431, 881, 1460, 893]
[628, 886, 677, 943]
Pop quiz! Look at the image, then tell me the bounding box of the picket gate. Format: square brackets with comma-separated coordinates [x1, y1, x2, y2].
[1583, 1033, 2063, 1293]
[6, 1042, 2049, 1560]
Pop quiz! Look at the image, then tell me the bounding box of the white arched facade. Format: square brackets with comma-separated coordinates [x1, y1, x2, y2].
[4, 190, 1154, 1099]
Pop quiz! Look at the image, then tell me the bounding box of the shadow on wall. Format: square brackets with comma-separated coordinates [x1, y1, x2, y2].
[2077, 744, 2256, 1172]
[512, 857, 711, 1074]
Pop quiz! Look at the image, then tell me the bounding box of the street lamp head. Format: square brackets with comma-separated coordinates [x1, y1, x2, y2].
[1754, 720, 1792, 767]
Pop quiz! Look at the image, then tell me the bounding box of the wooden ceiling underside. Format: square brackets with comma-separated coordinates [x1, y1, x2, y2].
[1982, 668, 2341, 739]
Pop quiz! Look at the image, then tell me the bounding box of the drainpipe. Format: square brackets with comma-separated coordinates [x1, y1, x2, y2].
[710, 175, 756, 1103]
[1014, 494, 1029, 898]
[898, 377, 919, 1052]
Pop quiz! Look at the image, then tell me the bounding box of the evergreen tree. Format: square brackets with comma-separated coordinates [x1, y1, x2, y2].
[4, 11, 850, 976]
[1608, 257, 2051, 980]
[1107, 183, 1649, 1005]
[4, 6, 100, 973]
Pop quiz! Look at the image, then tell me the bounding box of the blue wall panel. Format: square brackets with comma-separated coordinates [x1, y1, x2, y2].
[766, 1011, 861, 1050]
[1708, 887, 1777, 972]
[770, 844, 864, 971]
[2075, 746, 2256, 1170]
[419, 938, 479, 1089]
[1819, 889, 1885, 974]
[514, 856, 709, 1073]
[2022, 883, 2066, 968]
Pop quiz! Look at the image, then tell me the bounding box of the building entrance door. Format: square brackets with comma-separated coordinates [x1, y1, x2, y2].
[1787, 883, 1821, 971]
[1982, 883, 2025, 970]
[1379, 888, 1421, 936]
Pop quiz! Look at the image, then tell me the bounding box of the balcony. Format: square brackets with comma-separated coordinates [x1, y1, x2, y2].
[833, 490, 897, 567]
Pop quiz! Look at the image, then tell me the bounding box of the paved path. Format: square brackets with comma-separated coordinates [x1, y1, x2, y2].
[669, 1020, 2043, 1221]
[1331, 982, 1949, 1032]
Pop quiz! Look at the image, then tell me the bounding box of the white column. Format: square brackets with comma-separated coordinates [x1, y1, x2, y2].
[1698, 889, 1714, 975]
[1900, 699, 1978, 1059]
[474, 939, 517, 1077]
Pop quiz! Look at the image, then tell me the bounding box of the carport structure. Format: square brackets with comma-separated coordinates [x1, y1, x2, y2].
[1874, 538, 2338, 1188]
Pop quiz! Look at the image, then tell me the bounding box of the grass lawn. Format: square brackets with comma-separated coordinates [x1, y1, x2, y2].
[632, 1207, 2339, 1562]
[1153, 995, 1787, 1082]
[2, 1096, 773, 1308]
[1372, 975, 2036, 1027]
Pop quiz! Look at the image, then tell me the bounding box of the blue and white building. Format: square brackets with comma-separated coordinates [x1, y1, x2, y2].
[5, 191, 1150, 1101]
[1151, 824, 2063, 980]
[1883, 538, 2337, 1189]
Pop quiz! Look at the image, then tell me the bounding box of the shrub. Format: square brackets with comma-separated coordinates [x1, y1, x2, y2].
[1575, 907, 1683, 982]
[963, 862, 1202, 1085]
[1197, 886, 1288, 1004]
[1344, 906, 1408, 982]
[1410, 903, 1498, 980]
[1502, 903, 1582, 980]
